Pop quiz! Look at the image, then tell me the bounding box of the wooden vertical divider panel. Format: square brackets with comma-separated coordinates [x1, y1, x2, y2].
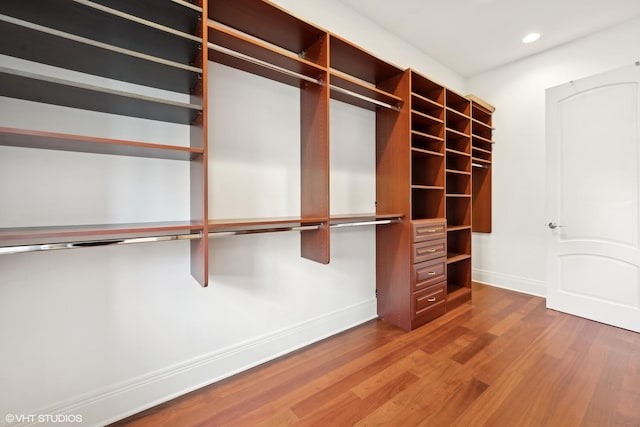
[376, 70, 412, 330]
[301, 34, 330, 264]
[190, 0, 208, 286]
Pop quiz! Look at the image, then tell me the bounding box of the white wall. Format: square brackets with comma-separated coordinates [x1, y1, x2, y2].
[468, 17, 640, 296]
[0, 2, 463, 426]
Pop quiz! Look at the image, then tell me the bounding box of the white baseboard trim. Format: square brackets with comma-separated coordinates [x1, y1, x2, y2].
[473, 268, 547, 298]
[11, 299, 377, 427]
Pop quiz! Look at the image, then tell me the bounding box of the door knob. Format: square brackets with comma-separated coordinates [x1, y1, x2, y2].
[547, 222, 564, 229]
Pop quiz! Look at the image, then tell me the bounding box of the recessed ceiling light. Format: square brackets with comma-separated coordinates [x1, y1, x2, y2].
[522, 33, 541, 44]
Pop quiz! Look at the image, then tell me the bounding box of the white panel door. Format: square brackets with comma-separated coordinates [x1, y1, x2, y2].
[546, 63, 640, 332]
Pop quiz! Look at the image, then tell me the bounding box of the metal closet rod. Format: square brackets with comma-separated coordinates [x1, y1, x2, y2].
[330, 218, 400, 228]
[209, 224, 321, 238]
[0, 233, 202, 256]
[472, 162, 489, 169]
[329, 85, 399, 111]
[209, 218, 401, 238]
[208, 43, 323, 85]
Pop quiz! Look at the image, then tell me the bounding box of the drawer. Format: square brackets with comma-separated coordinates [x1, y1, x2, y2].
[412, 258, 446, 291]
[413, 283, 446, 318]
[412, 219, 446, 242]
[413, 239, 446, 264]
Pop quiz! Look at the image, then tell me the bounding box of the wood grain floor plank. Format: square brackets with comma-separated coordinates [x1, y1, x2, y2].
[111, 284, 640, 427]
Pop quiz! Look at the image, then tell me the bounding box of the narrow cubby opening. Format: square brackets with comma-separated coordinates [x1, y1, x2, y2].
[412, 133, 444, 153]
[446, 131, 470, 153]
[445, 91, 470, 116]
[411, 94, 444, 120]
[446, 153, 470, 173]
[446, 173, 470, 194]
[412, 188, 445, 220]
[412, 72, 444, 104]
[447, 258, 472, 292]
[412, 153, 444, 187]
[473, 122, 493, 140]
[446, 197, 471, 227]
[446, 113, 470, 135]
[447, 229, 471, 258]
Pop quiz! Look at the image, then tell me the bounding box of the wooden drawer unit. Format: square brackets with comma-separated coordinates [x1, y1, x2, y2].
[412, 219, 446, 242]
[413, 238, 446, 263]
[412, 258, 446, 291]
[412, 282, 447, 325]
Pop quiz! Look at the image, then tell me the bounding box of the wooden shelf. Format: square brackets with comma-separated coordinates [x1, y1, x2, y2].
[208, 22, 327, 88]
[446, 169, 471, 176]
[445, 107, 470, 120]
[330, 71, 402, 110]
[1, 1, 201, 65]
[0, 221, 203, 247]
[412, 109, 444, 124]
[411, 93, 444, 119]
[447, 253, 471, 264]
[446, 194, 471, 198]
[412, 130, 444, 143]
[411, 147, 444, 157]
[446, 89, 471, 116]
[0, 15, 201, 93]
[447, 225, 472, 232]
[413, 185, 445, 190]
[209, 0, 327, 64]
[330, 213, 403, 225]
[330, 34, 402, 85]
[446, 148, 471, 157]
[0, 127, 202, 161]
[0, 67, 203, 124]
[446, 128, 471, 139]
[411, 70, 444, 104]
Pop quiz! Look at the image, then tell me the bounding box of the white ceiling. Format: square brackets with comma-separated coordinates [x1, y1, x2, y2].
[337, 0, 640, 77]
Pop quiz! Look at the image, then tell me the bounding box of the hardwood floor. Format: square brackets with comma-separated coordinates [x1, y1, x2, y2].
[111, 283, 640, 426]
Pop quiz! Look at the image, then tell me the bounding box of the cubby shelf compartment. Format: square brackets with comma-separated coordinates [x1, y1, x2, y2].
[411, 93, 444, 119]
[412, 188, 445, 220]
[411, 70, 444, 104]
[472, 121, 493, 140]
[0, 127, 202, 161]
[0, 0, 202, 67]
[0, 15, 201, 93]
[445, 90, 471, 116]
[0, 67, 203, 124]
[207, 22, 327, 88]
[329, 34, 404, 111]
[0, 221, 204, 249]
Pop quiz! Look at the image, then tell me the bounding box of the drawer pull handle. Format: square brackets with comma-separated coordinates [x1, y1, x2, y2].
[425, 228, 438, 233]
[427, 271, 436, 276]
[427, 297, 437, 302]
[426, 248, 438, 253]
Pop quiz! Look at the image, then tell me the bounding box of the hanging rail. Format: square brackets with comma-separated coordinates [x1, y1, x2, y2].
[0, 233, 202, 255]
[329, 85, 399, 111]
[207, 43, 323, 85]
[472, 162, 489, 169]
[330, 218, 401, 228]
[209, 224, 321, 238]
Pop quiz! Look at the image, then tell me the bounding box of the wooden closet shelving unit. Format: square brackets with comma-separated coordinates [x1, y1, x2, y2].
[0, 0, 494, 330]
[0, 0, 209, 283]
[470, 99, 495, 233]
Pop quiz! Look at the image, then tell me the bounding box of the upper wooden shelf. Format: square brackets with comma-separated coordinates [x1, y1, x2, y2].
[446, 89, 471, 116]
[330, 34, 402, 85]
[0, 15, 201, 93]
[0, 1, 201, 66]
[0, 67, 203, 124]
[208, 22, 327, 88]
[0, 221, 204, 247]
[0, 127, 202, 161]
[330, 213, 403, 225]
[209, 0, 327, 64]
[330, 71, 402, 111]
[411, 70, 444, 104]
